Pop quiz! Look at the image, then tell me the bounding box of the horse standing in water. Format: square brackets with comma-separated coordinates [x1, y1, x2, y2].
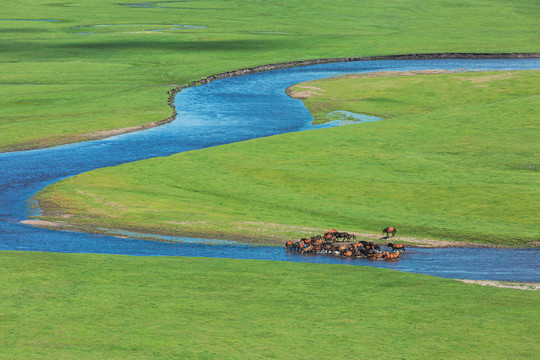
[382, 227, 396, 237]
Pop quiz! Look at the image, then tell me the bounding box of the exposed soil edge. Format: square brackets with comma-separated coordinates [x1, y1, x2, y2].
[20, 219, 539, 249]
[457, 279, 540, 291]
[4, 52, 539, 153]
[286, 69, 453, 99]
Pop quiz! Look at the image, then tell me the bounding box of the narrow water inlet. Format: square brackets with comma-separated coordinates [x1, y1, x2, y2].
[324, 110, 381, 125]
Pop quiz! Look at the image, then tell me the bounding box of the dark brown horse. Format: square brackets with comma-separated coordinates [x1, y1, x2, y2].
[285, 240, 293, 250]
[354, 247, 367, 256]
[335, 231, 355, 241]
[382, 227, 397, 237]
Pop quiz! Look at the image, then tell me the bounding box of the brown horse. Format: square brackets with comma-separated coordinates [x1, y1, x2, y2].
[322, 243, 333, 252]
[312, 239, 323, 246]
[367, 253, 384, 260]
[387, 243, 406, 251]
[324, 229, 338, 236]
[323, 233, 336, 241]
[382, 227, 397, 237]
[285, 240, 293, 250]
[383, 251, 400, 260]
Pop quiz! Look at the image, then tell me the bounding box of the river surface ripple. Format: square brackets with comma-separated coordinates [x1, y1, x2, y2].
[1, 58, 539, 281]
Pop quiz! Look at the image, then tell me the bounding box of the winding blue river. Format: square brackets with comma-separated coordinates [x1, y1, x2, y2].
[1, 58, 539, 281]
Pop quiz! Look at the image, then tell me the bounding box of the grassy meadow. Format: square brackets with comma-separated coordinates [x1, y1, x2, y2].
[4, 2, 540, 358]
[35, 71, 540, 246]
[1, 0, 539, 151]
[1, 251, 539, 359]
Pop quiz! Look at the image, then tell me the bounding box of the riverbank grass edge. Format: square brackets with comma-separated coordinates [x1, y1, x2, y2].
[34, 70, 540, 247]
[1, 251, 539, 359]
[2, 0, 540, 151]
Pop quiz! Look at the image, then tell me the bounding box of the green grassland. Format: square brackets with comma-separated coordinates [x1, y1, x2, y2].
[1, 251, 538, 359]
[1, 0, 539, 151]
[35, 71, 540, 246]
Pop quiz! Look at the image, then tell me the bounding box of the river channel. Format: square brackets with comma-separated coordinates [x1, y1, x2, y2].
[1, 58, 538, 282]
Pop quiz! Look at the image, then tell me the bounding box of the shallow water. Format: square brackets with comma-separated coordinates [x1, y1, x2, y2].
[324, 110, 381, 125]
[1, 58, 539, 281]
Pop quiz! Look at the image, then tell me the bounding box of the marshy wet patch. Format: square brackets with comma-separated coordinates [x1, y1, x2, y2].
[122, 1, 191, 8]
[0, 19, 60, 22]
[72, 23, 206, 35]
[323, 110, 382, 125]
[121, 1, 225, 10]
[249, 31, 288, 35]
[506, 163, 539, 172]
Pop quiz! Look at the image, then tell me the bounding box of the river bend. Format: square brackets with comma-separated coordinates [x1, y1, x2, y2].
[1, 58, 538, 281]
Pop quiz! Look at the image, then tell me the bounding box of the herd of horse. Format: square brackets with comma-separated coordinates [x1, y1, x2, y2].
[285, 228, 405, 260]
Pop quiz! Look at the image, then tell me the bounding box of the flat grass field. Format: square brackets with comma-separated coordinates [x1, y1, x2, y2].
[4, 2, 540, 358]
[1, 251, 539, 360]
[36, 71, 540, 246]
[1, 0, 539, 152]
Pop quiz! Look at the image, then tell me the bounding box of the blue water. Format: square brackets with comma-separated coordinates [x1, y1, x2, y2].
[1, 58, 539, 281]
[324, 110, 382, 126]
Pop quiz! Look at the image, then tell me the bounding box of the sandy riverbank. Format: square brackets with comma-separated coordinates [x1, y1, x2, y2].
[20, 219, 538, 249]
[457, 279, 540, 291]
